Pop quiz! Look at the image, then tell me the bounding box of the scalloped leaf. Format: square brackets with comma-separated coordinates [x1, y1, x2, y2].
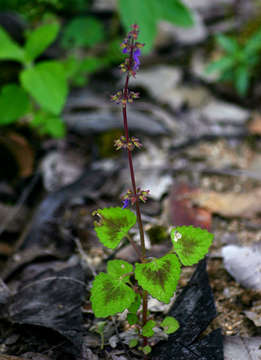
[142, 320, 156, 337]
[90, 272, 135, 318]
[135, 254, 181, 303]
[127, 313, 139, 325]
[128, 293, 141, 313]
[129, 338, 139, 348]
[93, 207, 136, 249]
[142, 345, 152, 355]
[107, 259, 133, 282]
[171, 226, 213, 266]
[161, 316, 179, 334]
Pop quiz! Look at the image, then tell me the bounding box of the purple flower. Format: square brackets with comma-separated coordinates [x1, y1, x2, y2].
[122, 47, 128, 54]
[133, 48, 141, 70]
[122, 199, 130, 209]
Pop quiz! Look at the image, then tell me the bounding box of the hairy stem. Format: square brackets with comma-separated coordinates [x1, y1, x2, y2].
[122, 60, 148, 348]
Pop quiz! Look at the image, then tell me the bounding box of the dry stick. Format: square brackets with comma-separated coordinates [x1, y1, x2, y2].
[121, 54, 148, 348]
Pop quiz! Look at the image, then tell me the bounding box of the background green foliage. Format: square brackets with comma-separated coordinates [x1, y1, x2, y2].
[207, 29, 261, 96]
[118, 0, 194, 52]
[0, 0, 194, 136]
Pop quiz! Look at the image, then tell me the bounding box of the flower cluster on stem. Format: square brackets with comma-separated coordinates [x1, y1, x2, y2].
[111, 24, 149, 348]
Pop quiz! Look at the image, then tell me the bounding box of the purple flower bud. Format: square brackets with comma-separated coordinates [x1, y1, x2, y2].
[133, 48, 141, 70]
[122, 199, 130, 209]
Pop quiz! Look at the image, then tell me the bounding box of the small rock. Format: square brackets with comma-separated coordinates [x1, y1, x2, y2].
[224, 336, 261, 360]
[244, 301, 261, 327]
[130, 65, 182, 101]
[222, 245, 261, 290]
[41, 151, 86, 192]
[191, 50, 220, 83]
[200, 100, 250, 124]
[64, 109, 168, 136]
[158, 11, 207, 45]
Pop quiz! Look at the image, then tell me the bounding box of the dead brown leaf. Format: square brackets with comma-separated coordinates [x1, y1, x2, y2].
[169, 183, 212, 230]
[248, 112, 261, 135]
[191, 188, 261, 218]
[0, 132, 34, 178]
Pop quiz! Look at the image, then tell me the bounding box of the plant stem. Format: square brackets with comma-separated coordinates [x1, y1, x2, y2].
[122, 71, 146, 259]
[122, 63, 148, 349]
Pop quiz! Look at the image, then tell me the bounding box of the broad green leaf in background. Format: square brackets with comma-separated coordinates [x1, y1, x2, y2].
[118, 0, 159, 52]
[0, 84, 30, 125]
[0, 27, 25, 62]
[118, 0, 194, 52]
[31, 112, 66, 138]
[90, 272, 136, 317]
[135, 254, 181, 303]
[61, 16, 105, 49]
[157, 0, 194, 27]
[142, 319, 156, 337]
[171, 226, 213, 266]
[25, 22, 60, 62]
[93, 207, 136, 249]
[20, 61, 68, 115]
[235, 66, 250, 97]
[63, 55, 104, 86]
[161, 316, 179, 334]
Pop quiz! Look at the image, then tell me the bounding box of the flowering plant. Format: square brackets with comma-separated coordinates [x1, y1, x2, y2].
[90, 24, 213, 356]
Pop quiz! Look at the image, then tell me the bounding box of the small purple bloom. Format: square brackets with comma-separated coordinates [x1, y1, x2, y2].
[122, 199, 130, 209]
[133, 48, 141, 70]
[122, 47, 128, 54]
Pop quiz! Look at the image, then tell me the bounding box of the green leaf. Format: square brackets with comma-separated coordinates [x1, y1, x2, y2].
[161, 316, 179, 334]
[20, 61, 68, 115]
[135, 254, 181, 303]
[205, 57, 234, 74]
[118, 0, 193, 52]
[0, 84, 30, 125]
[157, 0, 194, 27]
[107, 259, 133, 281]
[61, 16, 105, 48]
[118, 0, 158, 52]
[142, 320, 156, 337]
[129, 338, 138, 348]
[0, 27, 25, 62]
[216, 34, 239, 53]
[171, 226, 213, 266]
[62, 55, 104, 87]
[90, 272, 136, 318]
[235, 66, 250, 97]
[128, 293, 141, 313]
[244, 29, 261, 55]
[93, 207, 136, 249]
[31, 112, 66, 138]
[142, 345, 152, 355]
[25, 22, 60, 62]
[127, 313, 139, 325]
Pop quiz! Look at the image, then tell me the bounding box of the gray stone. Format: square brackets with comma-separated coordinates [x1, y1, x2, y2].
[64, 109, 169, 136]
[200, 100, 250, 124]
[222, 244, 261, 290]
[158, 11, 207, 45]
[130, 65, 182, 101]
[224, 336, 261, 360]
